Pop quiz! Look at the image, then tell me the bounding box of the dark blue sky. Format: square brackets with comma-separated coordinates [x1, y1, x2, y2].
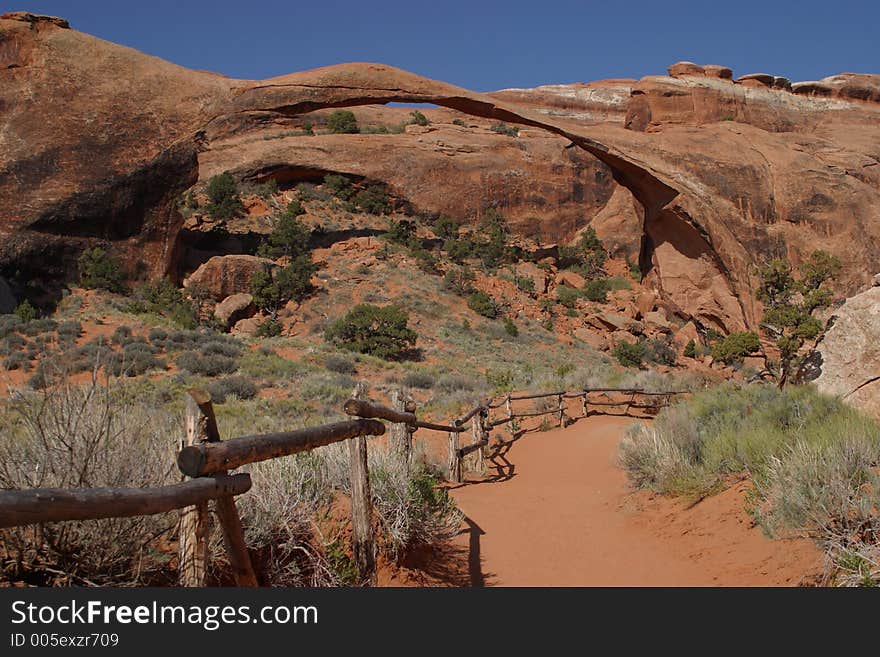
[14, 1, 879, 91]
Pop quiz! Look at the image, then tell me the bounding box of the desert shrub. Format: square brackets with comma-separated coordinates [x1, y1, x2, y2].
[129, 278, 197, 329]
[56, 320, 82, 341]
[384, 218, 416, 245]
[452, 118, 466, 126]
[206, 376, 258, 403]
[0, 381, 179, 585]
[322, 444, 461, 561]
[323, 174, 353, 200]
[326, 110, 359, 134]
[78, 247, 126, 293]
[324, 304, 418, 361]
[247, 178, 279, 199]
[443, 266, 476, 296]
[582, 279, 610, 302]
[503, 317, 519, 337]
[0, 314, 22, 338]
[409, 110, 430, 126]
[107, 343, 165, 377]
[613, 341, 646, 368]
[402, 370, 435, 389]
[477, 209, 513, 270]
[176, 351, 238, 377]
[467, 290, 498, 318]
[236, 453, 341, 586]
[260, 201, 310, 259]
[14, 300, 37, 323]
[683, 339, 697, 359]
[558, 227, 606, 279]
[147, 326, 168, 345]
[556, 286, 582, 308]
[3, 351, 30, 371]
[20, 318, 57, 336]
[201, 339, 242, 358]
[436, 374, 474, 394]
[490, 121, 519, 137]
[67, 343, 111, 374]
[711, 331, 760, 365]
[324, 354, 357, 375]
[251, 256, 318, 314]
[433, 215, 459, 241]
[110, 325, 133, 346]
[514, 274, 536, 294]
[486, 368, 515, 393]
[353, 185, 391, 215]
[205, 172, 244, 219]
[644, 337, 677, 366]
[619, 384, 880, 584]
[445, 236, 477, 263]
[757, 250, 840, 384]
[255, 318, 283, 337]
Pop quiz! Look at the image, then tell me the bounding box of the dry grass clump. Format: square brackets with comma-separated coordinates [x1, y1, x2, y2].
[619, 383, 880, 586]
[0, 378, 179, 585]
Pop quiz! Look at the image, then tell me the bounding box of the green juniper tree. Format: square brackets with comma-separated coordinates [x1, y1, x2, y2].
[757, 249, 840, 387]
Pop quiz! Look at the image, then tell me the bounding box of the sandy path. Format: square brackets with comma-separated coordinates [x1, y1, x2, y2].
[448, 415, 822, 586]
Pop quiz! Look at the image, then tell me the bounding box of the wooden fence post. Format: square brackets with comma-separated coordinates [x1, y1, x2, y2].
[181, 389, 257, 588]
[179, 391, 211, 586]
[471, 413, 483, 474]
[389, 387, 412, 465]
[581, 391, 589, 418]
[448, 420, 462, 483]
[558, 393, 565, 427]
[505, 393, 512, 421]
[347, 382, 376, 585]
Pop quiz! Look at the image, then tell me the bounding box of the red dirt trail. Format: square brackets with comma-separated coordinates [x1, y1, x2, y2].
[446, 416, 823, 586]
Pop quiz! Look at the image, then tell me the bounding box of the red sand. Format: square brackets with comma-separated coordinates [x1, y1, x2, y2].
[444, 415, 823, 586]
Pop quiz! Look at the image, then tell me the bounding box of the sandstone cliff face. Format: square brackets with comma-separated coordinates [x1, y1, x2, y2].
[2, 14, 880, 339]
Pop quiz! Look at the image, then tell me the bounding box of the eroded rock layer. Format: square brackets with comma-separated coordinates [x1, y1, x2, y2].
[2, 14, 880, 336]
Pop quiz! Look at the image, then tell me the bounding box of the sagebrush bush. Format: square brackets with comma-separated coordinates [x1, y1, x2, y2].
[206, 376, 259, 404]
[619, 383, 880, 585]
[0, 380, 178, 585]
[402, 370, 435, 389]
[324, 354, 357, 375]
[176, 351, 238, 377]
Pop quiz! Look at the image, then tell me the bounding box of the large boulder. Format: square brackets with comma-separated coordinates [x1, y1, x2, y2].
[811, 286, 880, 418]
[214, 293, 255, 330]
[184, 255, 277, 301]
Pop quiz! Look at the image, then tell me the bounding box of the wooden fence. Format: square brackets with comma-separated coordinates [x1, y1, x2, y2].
[0, 382, 687, 586]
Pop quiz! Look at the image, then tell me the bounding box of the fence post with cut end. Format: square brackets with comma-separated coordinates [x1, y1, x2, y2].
[448, 420, 461, 483]
[505, 393, 512, 421]
[179, 391, 212, 587]
[347, 381, 376, 585]
[558, 393, 565, 427]
[582, 391, 589, 418]
[182, 389, 257, 588]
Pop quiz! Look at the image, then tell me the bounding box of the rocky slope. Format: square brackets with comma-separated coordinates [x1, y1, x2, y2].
[2, 12, 880, 340]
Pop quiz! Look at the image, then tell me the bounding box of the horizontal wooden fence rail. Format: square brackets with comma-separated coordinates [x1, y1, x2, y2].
[0, 474, 251, 529]
[177, 418, 387, 477]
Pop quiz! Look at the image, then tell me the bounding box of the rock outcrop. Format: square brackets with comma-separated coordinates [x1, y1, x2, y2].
[183, 255, 276, 300]
[2, 13, 879, 339]
[811, 285, 880, 419]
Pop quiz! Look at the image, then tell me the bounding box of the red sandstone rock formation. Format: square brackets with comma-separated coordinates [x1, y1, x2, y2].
[2, 13, 879, 337]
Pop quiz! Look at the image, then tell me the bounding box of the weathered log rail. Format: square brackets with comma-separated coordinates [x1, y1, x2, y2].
[0, 381, 687, 586]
